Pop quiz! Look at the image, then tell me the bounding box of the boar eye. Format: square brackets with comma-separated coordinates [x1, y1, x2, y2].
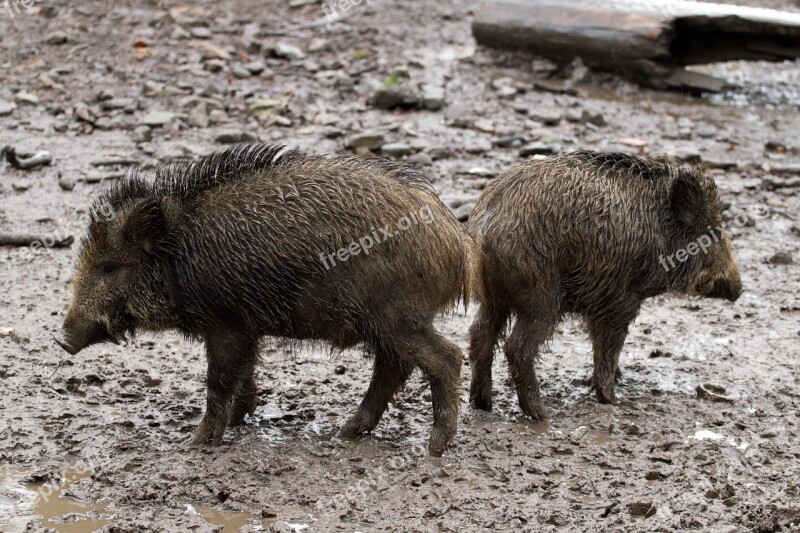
[101, 262, 118, 277]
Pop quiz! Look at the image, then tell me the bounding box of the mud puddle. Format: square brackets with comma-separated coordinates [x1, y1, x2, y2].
[0, 467, 112, 533]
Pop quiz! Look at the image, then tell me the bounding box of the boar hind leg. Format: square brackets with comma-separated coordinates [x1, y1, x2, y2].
[408, 329, 461, 457]
[191, 328, 258, 445]
[504, 312, 553, 421]
[468, 303, 509, 412]
[340, 350, 414, 439]
[586, 316, 632, 405]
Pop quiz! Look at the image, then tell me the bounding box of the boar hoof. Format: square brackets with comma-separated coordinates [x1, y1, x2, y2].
[519, 400, 547, 421]
[595, 386, 617, 405]
[468, 390, 492, 412]
[229, 395, 258, 426]
[584, 368, 623, 388]
[189, 416, 227, 446]
[428, 424, 456, 457]
[339, 410, 379, 439]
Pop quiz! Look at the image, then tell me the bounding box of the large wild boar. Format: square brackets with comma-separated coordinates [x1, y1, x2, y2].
[56, 144, 475, 456]
[467, 151, 742, 419]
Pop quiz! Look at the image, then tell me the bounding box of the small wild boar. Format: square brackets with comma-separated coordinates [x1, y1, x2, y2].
[57, 144, 475, 456]
[467, 152, 742, 418]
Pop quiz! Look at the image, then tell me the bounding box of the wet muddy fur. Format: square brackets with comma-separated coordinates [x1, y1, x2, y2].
[59, 144, 475, 456]
[467, 152, 742, 417]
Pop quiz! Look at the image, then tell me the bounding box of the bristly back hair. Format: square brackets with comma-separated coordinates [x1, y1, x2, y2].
[565, 151, 692, 183]
[93, 143, 436, 220]
[95, 144, 298, 215]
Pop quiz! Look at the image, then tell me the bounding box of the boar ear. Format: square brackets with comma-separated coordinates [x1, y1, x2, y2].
[670, 174, 705, 230]
[123, 199, 164, 254]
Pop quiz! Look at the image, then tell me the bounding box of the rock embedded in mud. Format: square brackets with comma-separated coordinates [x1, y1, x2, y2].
[696, 383, 737, 403]
[0, 100, 15, 116]
[345, 132, 385, 150]
[141, 111, 177, 127]
[627, 501, 656, 518]
[369, 75, 421, 110]
[519, 142, 561, 157]
[381, 143, 412, 158]
[214, 130, 259, 144]
[769, 251, 793, 265]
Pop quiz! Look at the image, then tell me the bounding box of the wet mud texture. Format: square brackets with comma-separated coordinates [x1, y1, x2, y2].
[1, 0, 799, 531]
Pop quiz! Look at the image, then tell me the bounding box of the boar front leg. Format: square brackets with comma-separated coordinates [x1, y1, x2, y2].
[340, 350, 414, 438]
[191, 327, 258, 445]
[504, 312, 554, 421]
[587, 315, 632, 405]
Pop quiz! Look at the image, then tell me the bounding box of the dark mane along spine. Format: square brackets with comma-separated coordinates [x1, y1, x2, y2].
[566, 151, 685, 182]
[94, 144, 297, 214]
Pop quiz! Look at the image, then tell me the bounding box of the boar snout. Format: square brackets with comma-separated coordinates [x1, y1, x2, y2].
[707, 278, 743, 302]
[56, 312, 116, 354]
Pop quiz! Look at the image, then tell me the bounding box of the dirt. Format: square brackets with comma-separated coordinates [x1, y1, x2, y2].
[1, 0, 799, 531]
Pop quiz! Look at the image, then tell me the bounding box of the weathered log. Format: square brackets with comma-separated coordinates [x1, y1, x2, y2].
[473, 0, 800, 91]
[0, 232, 74, 248]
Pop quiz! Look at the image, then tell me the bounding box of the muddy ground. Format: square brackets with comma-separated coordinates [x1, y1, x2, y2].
[1, 0, 799, 531]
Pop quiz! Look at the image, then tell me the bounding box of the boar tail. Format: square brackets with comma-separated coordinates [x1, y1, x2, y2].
[462, 233, 485, 309]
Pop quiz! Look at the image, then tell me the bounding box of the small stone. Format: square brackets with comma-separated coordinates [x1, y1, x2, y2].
[406, 152, 432, 166]
[74, 103, 95, 124]
[669, 147, 702, 163]
[381, 143, 412, 158]
[769, 251, 793, 265]
[422, 85, 445, 110]
[269, 115, 293, 127]
[627, 501, 656, 518]
[208, 109, 228, 124]
[696, 383, 737, 403]
[334, 365, 346, 375]
[451, 202, 475, 222]
[369, 81, 420, 110]
[445, 103, 473, 128]
[131, 125, 152, 143]
[496, 86, 518, 99]
[231, 66, 251, 79]
[314, 113, 340, 126]
[273, 42, 305, 60]
[171, 25, 191, 40]
[14, 92, 39, 106]
[190, 27, 212, 39]
[519, 142, 560, 157]
[0, 327, 14, 337]
[44, 31, 69, 45]
[529, 110, 561, 126]
[248, 98, 284, 117]
[345, 132, 385, 150]
[141, 110, 176, 127]
[0, 100, 16, 116]
[243, 61, 266, 75]
[188, 103, 209, 128]
[474, 120, 495, 133]
[465, 138, 492, 154]
[214, 130, 258, 144]
[203, 60, 225, 73]
[58, 176, 76, 191]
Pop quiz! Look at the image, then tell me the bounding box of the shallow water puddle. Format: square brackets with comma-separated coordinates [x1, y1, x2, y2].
[189, 504, 272, 532]
[0, 466, 112, 533]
